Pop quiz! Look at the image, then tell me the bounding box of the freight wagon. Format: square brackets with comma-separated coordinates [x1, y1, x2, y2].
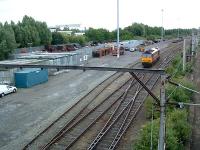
[112, 46, 125, 56]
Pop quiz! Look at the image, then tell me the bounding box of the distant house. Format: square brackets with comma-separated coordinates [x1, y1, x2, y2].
[74, 32, 85, 36]
[49, 27, 57, 32]
[57, 31, 73, 36]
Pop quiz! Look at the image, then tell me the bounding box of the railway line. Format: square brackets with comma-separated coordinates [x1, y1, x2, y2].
[87, 49, 174, 150]
[23, 63, 139, 150]
[23, 41, 183, 150]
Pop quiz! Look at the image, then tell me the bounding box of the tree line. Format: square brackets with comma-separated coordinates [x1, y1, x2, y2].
[85, 23, 192, 43]
[0, 16, 194, 60]
[51, 32, 86, 46]
[0, 15, 52, 60]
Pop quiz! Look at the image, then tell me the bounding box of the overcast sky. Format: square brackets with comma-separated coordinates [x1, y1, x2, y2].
[0, 0, 199, 30]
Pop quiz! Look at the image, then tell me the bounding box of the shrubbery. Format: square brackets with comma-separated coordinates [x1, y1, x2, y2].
[134, 54, 195, 149]
[51, 32, 87, 46]
[135, 108, 191, 149]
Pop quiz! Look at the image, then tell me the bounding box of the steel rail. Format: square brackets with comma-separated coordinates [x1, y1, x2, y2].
[87, 74, 152, 150]
[23, 72, 123, 150]
[42, 72, 144, 149]
[109, 44, 183, 149]
[40, 78, 135, 149]
[42, 77, 140, 150]
[23, 41, 182, 150]
[23, 62, 140, 149]
[88, 43, 182, 150]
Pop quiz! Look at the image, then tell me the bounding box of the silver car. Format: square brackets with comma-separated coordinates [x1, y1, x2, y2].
[0, 85, 17, 97]
[129, 47, 136, 52]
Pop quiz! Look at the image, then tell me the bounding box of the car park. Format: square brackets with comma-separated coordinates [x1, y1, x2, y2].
[0, 84, 17, 97]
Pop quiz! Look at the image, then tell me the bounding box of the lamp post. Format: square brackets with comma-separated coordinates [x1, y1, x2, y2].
[28, 43, 32, 52]
[117, 0, 120, 58]
[177, 18, 180, 39]
[161, 9, 164, 41]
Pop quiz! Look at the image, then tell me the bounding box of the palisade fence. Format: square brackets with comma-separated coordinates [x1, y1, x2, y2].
[2, 45, 105, 84]
[4, 41, 143, 84]
[14, 46, 45, 54]
[12, 44, 105, 65]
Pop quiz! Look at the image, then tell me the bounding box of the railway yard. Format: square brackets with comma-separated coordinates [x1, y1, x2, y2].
[0, 40, 186, 150]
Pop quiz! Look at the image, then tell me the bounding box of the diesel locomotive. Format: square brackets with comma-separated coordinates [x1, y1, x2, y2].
[141, 48, 160, 67]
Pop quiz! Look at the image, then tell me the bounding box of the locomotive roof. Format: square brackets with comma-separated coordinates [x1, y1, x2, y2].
[143, 48, 159, 54]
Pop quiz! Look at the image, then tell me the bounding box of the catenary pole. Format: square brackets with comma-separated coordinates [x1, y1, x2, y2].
[158, 75, 166, 150]
[161, 9, 164, 41]
[183, 39, 186, 71]
[117, 0, 120, 58]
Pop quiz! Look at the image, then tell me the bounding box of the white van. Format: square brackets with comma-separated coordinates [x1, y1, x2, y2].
[0, 85, 17, 97]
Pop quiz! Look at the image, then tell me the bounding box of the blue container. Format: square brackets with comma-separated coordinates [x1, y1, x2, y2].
[15, 69, 48, 88]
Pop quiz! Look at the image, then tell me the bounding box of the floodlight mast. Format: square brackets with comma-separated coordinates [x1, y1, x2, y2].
[117, 0, 120, 58]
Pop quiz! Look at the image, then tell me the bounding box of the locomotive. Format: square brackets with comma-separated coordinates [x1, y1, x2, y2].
[141, 47, 160, 67]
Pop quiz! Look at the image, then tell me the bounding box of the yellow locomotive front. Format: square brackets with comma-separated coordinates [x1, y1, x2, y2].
[141, 48, 160, 67]
[141, 52, 153, 67]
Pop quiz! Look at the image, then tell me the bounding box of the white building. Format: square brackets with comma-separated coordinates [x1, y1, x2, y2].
[49, 24, 86, 32]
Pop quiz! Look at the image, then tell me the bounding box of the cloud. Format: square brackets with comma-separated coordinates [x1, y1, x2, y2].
[0, 0, 199, 30]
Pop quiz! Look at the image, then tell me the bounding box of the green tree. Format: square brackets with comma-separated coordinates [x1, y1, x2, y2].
[124, 23, 144, 36]
[134, 119, 180, 150]
[51, 32, 64, 45]
[35, 21, 52, 45]
[85, 28, 111, 43]
[0, 22, 17, 60]
[11, 15, 52, 47]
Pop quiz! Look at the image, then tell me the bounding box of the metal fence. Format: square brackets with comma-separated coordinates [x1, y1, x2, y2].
[14, 46, 45, 54]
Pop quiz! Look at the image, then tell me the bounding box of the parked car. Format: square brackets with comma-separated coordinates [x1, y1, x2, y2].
[124, 47, 130, 51]
[129, 48, 136, 52]
[0, 85, 17, 97]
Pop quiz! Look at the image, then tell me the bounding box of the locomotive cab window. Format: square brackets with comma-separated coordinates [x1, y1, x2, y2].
[142, 53, 152, 57]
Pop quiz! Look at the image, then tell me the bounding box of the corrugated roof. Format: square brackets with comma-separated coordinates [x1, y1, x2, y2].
[0, 59, 46, 64]
[15, 68, 42, 74]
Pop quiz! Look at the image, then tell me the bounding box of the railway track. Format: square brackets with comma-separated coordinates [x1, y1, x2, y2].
[87, 50, 174, 150]
[41, 77, 141, 150]
[23, 41, 183, 150]
[23, 63, 139, 150]
[42, 43, 181, 150]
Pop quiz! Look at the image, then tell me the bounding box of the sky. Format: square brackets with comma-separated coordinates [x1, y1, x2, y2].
[0, 0, 200, 31]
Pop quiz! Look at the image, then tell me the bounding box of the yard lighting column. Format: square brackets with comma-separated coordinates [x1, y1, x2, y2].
[158, 75, 166, 150]
[183, 39, 186, 71]
[117, 0, 120, 58]
[161, 9, 164, 41]
[177, 18, 180, 39]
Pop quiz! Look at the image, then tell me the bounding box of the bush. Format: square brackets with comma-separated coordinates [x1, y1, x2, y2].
[144, 97, 160, 119]
[166, 78, 195, 104]
[134, 110, 190, 150]
[134, 119, 181, 150]
[168, 110, 191, 144]
[135, 51, 194, 150]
